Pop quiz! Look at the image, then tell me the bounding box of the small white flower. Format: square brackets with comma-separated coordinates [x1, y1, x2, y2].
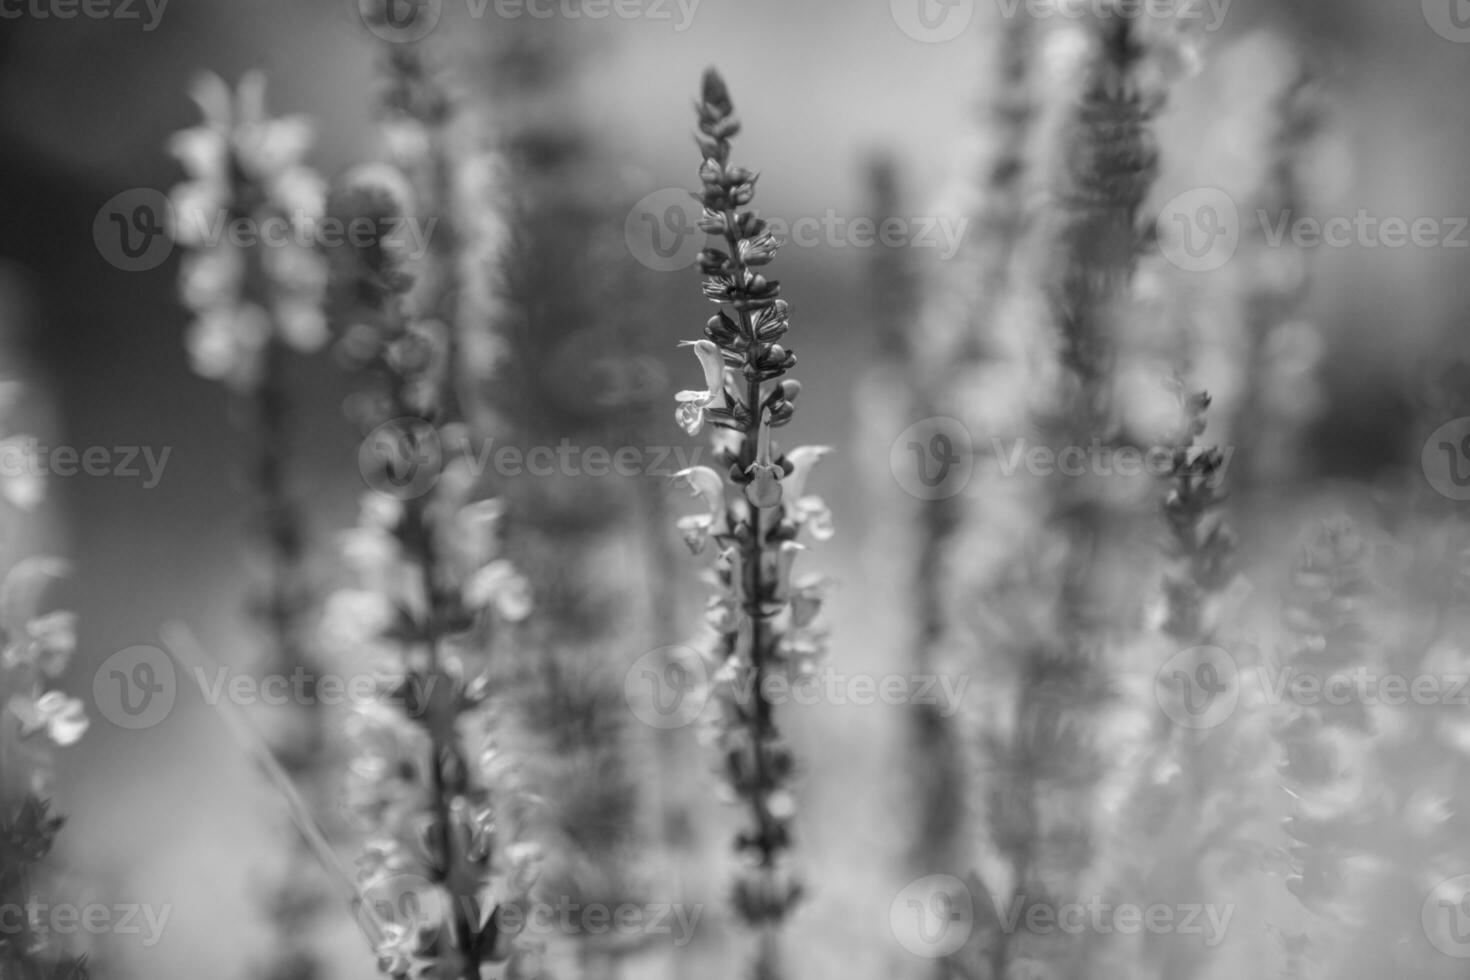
[321, 589, 396, 652]
[744, 409, 782, 508]
[674, 466, 729, 553]
[781, 446, 831, 502]
[9, 691, 88, 746]
[463, 560, 532, 622]
[185, 303, 271, 389]
[674, 340, 728, 436]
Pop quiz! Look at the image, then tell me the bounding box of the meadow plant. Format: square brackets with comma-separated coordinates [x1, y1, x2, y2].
[380, 25, 661, 975]
[671, 68, 835, 977]
[166, 71, 332, 980]
[949, 12, 1190, 978]
[0, 403, 88, 979]
[1270, 522, 1377, 972]
[324, 70, 543, 972]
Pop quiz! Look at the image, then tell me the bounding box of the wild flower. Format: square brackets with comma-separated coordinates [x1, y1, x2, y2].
[670, 68, 834, 977]
[169, 71, 328, 390]
[1269, 521, 1378, 974]
[0, 472, 87, 979]
[167, 71, 332, 980]
[326, 131, 541, 978]
[951, 11, 1188, 978]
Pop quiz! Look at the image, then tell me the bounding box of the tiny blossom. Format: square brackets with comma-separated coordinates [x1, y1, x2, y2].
[321, 589, 397, 653]
[674, 466, 730, 554]
[9, 691, 89, 747]
[674, 340, 729, 436]
[462, 560, 532, 622]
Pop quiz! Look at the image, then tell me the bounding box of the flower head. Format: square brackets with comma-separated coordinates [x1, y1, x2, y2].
[675, 340, 729, 436]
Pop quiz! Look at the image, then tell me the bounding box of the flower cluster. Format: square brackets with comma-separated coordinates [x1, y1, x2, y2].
[672, 69, 835, 949]
[326, 143, 539, 977]
[168, 72, 329, 391]
[1159, 383, 1236, 641]
[0, 509, 87, 978]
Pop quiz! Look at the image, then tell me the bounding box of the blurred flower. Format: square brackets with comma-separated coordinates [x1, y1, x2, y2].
[8, 691, 88, 747]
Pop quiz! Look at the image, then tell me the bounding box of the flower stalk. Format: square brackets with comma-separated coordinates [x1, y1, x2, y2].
[673, 68, 834, 974]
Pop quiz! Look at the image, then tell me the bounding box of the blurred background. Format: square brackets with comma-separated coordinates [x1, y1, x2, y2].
[3, 1, 1470, 978]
